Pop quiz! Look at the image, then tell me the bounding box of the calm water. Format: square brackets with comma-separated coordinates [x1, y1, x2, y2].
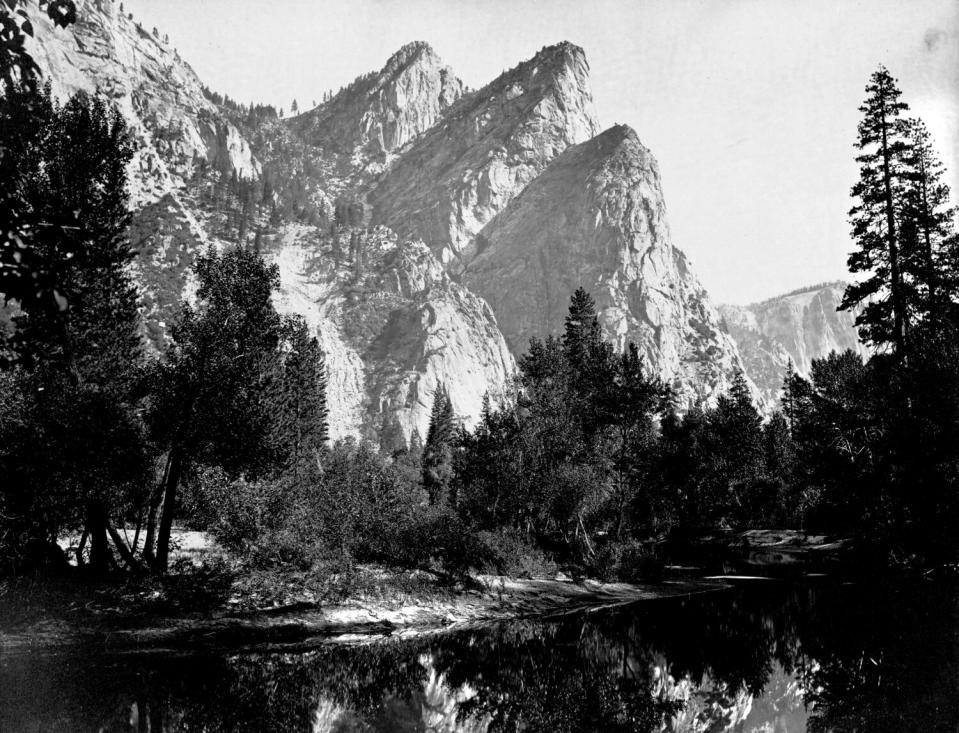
[1, 579, 956, 732]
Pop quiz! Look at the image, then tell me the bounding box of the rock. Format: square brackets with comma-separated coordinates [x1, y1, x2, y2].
[266, 226, 515, 443]
[26, 0, 258, 208]
[464, 124, 754, 408]
[719, 282, 868, 403]
[292, 41, 464, 161]
[370, 42, 599, 266]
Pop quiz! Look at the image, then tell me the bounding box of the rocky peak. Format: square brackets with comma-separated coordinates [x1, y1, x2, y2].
[369, 40, 600, 266]
[290, 40, 464, 159]
[463, 122, 755, 408]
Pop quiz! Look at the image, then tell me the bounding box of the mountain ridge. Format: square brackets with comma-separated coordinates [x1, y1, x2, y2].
[24, 2, 813, 436]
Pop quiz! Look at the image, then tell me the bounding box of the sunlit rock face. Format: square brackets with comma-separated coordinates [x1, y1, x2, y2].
[27, 0, 258, 206]
[719, 282, 868, 403]
[292, 41, 464, 160]
[267, 226, 514, 444]
[464, 124, 754, 408]
[370, 41, 600, 266]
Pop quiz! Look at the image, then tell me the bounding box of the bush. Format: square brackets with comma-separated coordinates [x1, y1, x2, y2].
[476, 528, 556, 578]
[588, 540, 663, 583]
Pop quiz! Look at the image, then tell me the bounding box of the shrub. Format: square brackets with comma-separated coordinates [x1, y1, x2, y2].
[475, 528, 556, 578]
[588, 540, 663, 583]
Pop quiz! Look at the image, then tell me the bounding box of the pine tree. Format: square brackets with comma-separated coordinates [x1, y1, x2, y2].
[273, 316, 328, 480]
[900, 118, 956, 314]
[423, 386, 455, 504]
[712, 371, 764, 488]
[561, 287, 613, 438]
[841, 66, 913, 355]
[562, 287, 604, 378]
[290, 99, 299, 115]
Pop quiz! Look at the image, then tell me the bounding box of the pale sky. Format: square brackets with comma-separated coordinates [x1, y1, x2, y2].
[126, 0, 959, 304]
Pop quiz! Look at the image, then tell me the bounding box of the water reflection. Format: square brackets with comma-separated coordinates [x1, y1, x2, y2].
[1, 580, 956, 732]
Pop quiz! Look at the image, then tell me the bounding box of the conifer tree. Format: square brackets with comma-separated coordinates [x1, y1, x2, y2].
[562, 287, 604, 379]
[841, 66, 913, 355]
[561, 287, 613, 438]
[423, 386, 455, 504]
[712, 371, 764, 490]
[900, 118, 956, 313]
[273, 316, 328, 480]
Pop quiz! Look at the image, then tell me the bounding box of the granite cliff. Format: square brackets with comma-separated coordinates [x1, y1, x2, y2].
[719, 282, 869, 403]
[370, 42, 600, 267]
[465, 125, 750, 407]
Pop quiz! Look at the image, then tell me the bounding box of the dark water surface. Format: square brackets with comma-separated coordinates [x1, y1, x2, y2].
[1, 579, 956, 732]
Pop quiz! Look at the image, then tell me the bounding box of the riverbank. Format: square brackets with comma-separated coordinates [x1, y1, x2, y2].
[0, 527, 851, 652]
[0, 568, 725, 653]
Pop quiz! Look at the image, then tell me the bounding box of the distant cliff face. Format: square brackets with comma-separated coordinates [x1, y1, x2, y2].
[370, 42, 600, 266]
[720, 282, 869, 402]
[465, 125, 753, 407]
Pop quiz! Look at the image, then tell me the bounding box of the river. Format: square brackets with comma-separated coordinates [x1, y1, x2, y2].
[1, 577, 956, 731]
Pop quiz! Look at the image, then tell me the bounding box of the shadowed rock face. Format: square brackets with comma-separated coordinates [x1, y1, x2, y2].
[369, 42, 600, 267]
[719, 282, 869, 403]
[291, 41, 464, 160]
[464, 124, 753, 408]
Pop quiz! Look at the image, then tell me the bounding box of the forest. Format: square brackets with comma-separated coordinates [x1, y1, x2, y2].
[0, 2, 957, 588]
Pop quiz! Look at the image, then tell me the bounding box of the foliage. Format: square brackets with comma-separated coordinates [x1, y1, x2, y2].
[422, 385, 454, 504]
[0, 87, 148, 574]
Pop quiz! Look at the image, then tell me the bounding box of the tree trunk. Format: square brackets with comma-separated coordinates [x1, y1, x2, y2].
[142, 453, 173, 563]
[154, 445, 184, 572]
[75, 530, 88, 567]
[86, 502, 112, 575]
[106, 520, 144, 573]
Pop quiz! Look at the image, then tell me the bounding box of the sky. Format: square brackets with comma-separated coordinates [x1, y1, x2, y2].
[126, 0, 959, 304]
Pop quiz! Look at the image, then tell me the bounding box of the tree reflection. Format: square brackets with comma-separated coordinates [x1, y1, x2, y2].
[1, 579, 955, 731]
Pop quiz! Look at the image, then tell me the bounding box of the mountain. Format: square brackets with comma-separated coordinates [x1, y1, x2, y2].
[26, 0, 257, 206]
[369, 42, 600, 266]
[291, 41, 464, 163]
[719, 282, 869, 402]
[25, 0, 765, 439]
[464, 125, 751, 407]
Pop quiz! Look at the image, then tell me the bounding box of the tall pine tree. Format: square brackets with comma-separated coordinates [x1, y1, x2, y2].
[422, 386, 455, 505]
[841, 66, 913, 355]
[900, 117, 956, 315]
[273, 316, 329, 480]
